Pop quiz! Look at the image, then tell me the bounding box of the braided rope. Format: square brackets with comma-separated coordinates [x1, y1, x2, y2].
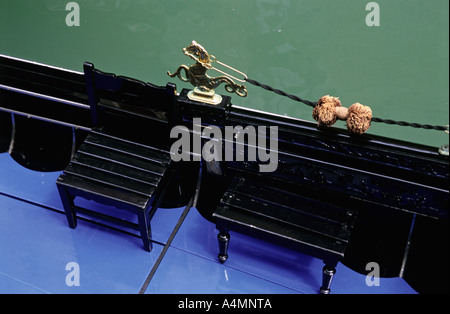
[245, 78, 317, 108]
[370, 117, 447, 131]
[245, 77, 447, 132]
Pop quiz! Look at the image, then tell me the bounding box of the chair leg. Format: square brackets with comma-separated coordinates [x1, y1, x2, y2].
[137, 211, 152, 252]
[57, 184, 77, 229]
[320, 264, 337, 294]
[217, 231, 230, 263]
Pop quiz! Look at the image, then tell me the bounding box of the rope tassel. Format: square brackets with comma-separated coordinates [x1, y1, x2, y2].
[245, 77, 447, 133]
[313, 95, 373, 135]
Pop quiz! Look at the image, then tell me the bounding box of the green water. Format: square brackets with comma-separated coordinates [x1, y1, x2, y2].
[1, 0, 448, 148]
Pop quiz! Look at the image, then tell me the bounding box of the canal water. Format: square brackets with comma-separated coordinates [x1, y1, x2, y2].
[1, 0, 448, 148]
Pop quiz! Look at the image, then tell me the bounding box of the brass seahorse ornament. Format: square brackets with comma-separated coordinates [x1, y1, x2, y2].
[168, 40, 248, 105]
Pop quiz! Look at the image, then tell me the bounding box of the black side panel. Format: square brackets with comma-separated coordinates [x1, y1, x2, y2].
[342, 206, 413, 278]
[10, 116, 73, 172]
[403, 216, 449, 294]
[0, 111, 12, 153]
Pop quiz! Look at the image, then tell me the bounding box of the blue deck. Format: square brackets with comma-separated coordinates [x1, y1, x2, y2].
[0, 152, 416, 294]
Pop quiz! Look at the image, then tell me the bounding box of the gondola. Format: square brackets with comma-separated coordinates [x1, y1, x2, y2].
[0, 53, 448, 294]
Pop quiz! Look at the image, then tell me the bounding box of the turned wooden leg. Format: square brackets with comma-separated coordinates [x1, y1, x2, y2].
[320, 264, 336, 294]
[217, 232, 230, 263]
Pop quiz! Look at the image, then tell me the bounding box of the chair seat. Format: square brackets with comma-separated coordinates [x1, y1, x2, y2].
[58, 131, 172, 209]
[57, 173, 150, 210]
[56, 130, 174, 251]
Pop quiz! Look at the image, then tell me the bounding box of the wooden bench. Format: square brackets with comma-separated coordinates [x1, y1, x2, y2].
[212, 169, 356, 293]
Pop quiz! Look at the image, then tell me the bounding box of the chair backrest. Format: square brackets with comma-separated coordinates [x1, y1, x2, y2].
[84, 62, 177, 148]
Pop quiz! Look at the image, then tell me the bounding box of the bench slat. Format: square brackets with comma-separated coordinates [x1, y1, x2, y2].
[64, 163, 156, 197]
[86, 132, 171, 164]
[213, 206, 347, 257]
[220, 190, 351, 242]
[57, 174, 149, 209]
[78, 143, 167, 175]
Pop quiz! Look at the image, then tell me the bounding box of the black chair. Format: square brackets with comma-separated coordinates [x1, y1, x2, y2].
[56, 62, 177, 251]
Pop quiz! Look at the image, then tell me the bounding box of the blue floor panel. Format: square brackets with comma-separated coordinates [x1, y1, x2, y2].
[146, 246, 300, 294]
[0, 272, 48, 294]
[171, 207, 322, 294]
[0, 152, 417, 294]
[169, 207, 417, 294]
[0, 192, 163, 294]
[0, 154, 63, 210]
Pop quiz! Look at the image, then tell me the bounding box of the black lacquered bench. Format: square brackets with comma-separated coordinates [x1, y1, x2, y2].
[213, 170, 356, 294]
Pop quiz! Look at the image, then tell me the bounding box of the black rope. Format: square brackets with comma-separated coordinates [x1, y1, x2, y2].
[245, 77, 447, 132]
[370, 117, 447, 131]
[245, 78, 317, 108]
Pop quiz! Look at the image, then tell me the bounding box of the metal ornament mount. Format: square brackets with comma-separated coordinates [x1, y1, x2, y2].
[168, 40, 248, 105]
[439, 125, 449, 156]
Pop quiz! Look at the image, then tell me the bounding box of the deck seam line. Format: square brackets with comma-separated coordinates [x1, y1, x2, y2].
[138, 197, 194, 294]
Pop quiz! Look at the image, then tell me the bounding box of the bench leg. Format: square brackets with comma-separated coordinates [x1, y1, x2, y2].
[320, 264, 337, 294]
[217, 232, 230, 263]
[137, 211, 152, 252]
[57, 184, 77, 229]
